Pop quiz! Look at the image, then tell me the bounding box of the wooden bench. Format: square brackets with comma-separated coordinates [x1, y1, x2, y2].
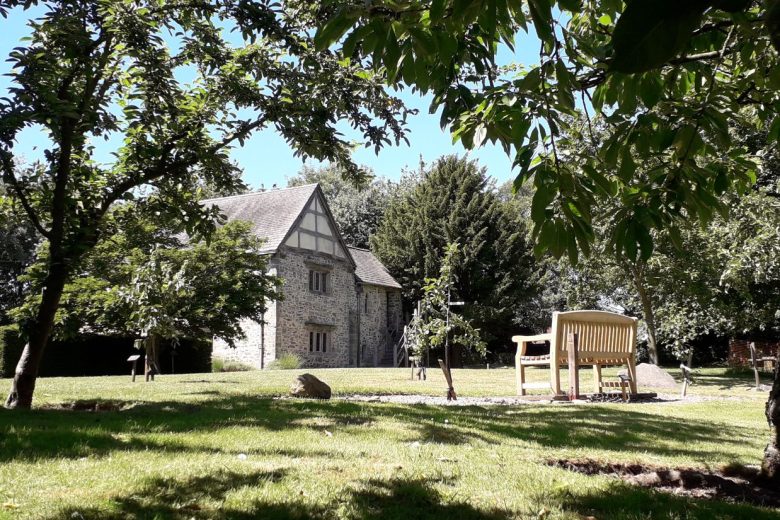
[750, 341, 778, 390]
[513, 310, 638, 396]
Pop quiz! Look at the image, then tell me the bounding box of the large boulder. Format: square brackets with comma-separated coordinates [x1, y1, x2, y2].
[619, 363, 678, 389]
[290, 373, 331, 399]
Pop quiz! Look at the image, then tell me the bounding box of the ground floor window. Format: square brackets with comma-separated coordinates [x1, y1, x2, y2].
[309, 331, 328, 353]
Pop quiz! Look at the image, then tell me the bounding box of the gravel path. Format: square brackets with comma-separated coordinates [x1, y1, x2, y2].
[331, 393, 755, 406]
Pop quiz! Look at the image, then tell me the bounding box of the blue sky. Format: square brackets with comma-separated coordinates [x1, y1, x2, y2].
[1, 6, 540, 188]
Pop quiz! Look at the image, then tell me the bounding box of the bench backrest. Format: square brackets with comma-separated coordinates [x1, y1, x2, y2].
[551, 310, 638, 364]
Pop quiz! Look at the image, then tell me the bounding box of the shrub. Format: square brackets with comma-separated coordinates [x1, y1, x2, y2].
[267, 353, 302, 370]
[212, 358, 255, 372]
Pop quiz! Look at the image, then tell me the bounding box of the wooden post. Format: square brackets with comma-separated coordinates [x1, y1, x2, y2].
[144, 335, 160, 382]
[680, 363, 693, 398]
[567, 333, 579, 401]
[750, 342, 760, 390]
[438, 358, 457, 400]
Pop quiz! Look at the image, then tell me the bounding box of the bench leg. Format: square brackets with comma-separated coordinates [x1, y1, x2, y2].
[593, 364, 602, 394]
[515, 354, 522, 396]
[627, 358, 638, 394]
[551, 364, 562, 396]
[519, 364, 527, 396]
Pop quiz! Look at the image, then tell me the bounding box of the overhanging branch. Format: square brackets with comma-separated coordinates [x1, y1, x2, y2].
[0, 152, 51, 239]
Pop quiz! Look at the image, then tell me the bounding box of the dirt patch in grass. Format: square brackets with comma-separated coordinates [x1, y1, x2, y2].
[39, 400, 133, 412]
[548, 458, 780, 508]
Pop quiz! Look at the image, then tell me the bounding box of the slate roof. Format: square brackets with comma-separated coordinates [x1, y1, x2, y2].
[203, 184, 318, 254]
[349, 247, 402, 289]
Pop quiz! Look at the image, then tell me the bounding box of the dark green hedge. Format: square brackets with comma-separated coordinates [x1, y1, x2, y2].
[0, 325, 24, 378]
[0, 329, 211, 378]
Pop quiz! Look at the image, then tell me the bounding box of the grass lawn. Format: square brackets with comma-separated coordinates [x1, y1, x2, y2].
[0, 366, 777, 519]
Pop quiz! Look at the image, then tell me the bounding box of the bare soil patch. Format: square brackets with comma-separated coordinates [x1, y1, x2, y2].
[548, 458, 780, 508]
[40, 400, 131, 412]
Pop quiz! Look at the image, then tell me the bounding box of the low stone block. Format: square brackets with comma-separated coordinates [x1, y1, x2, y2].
[290, 373, 331, 399]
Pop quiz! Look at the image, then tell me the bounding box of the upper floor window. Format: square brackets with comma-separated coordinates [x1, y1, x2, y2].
[309, 270, 328, 293]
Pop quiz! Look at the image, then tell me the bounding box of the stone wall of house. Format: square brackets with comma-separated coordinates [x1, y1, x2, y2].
[212, 264, 278, 369]
[274, 247, 355, 367]
[386, 290, 403, 336]
[358, 285, 388, 367]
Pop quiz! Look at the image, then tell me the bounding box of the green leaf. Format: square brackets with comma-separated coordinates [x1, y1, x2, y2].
[769, 116, 780, 143]
[711, 0, 752, 12]
[639, 73, 664, 108]
[472, 124, 487, 148]
[610, 0, 708, 73]
[528, 0, 553, 42]
[768, 0, 780, 53]
[598, 14, 612, 25]
[314, 11, 358, 51]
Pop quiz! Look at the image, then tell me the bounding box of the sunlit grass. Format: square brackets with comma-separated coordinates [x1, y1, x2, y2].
[0, 367, 776, 519]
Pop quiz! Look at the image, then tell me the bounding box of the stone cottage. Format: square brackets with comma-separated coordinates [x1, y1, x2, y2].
[209, 184, 403, 368]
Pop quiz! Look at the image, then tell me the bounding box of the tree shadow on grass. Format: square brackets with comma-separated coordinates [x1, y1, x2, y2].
[0, 396, 760, 466]
[371, 403, 757, 462]
[51, 468, 323, 520]
[559, 479, 780, 520]
[349, 478, 510, 520]
[49, 471, 510, 520]
[0, 397, 374, 463]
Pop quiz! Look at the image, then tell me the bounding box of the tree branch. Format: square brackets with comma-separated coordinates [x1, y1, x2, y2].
[0, 153, 51, 239]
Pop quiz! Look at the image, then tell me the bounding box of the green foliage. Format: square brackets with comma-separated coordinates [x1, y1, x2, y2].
[287, 165, 396, 248]
[372, 155, 538, 351]
[14, 210, 282, 346]
[212, 358, 255, 373]
[267, 353, 303, 370]
[0, 181, 39, 324]
[533, 120, 780, 361]
[407, 243, 486, 358]
[0, 324, 23, 378]
[0, 0, 411, 399]
[314, 0, 780, 261]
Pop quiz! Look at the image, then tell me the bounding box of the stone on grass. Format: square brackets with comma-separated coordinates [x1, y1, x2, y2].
[619, 363, 677, 389]
[290, 373, 331, 399]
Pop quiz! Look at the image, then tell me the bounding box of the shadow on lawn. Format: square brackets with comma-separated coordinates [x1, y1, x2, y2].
[0, 395, 757, 465]
[49, 471, 510, 520]
[559, 479, 780, 520]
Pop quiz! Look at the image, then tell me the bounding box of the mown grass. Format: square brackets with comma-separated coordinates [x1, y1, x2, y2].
[0, 366, 777, 519]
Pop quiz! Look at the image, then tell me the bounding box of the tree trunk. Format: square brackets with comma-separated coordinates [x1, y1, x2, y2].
[4, 264, 68, 409]
[761, 364, 780, 485]
[631, 263, 660, 365]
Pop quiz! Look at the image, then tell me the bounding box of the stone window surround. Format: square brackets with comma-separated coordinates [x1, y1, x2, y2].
[309, 269, 329, 294]
[306, 321, 335, 354]
[309, 330, 329, 353]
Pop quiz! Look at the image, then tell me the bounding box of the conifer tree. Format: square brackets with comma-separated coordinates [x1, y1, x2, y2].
[372, 155, 537, 356]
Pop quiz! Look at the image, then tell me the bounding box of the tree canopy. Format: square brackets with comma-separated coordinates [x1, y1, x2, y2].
[313, 0, 780, 262]
[0, 0, 410, 408]
[14, 210, 282, 346]
[372, 155, 537, 355]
